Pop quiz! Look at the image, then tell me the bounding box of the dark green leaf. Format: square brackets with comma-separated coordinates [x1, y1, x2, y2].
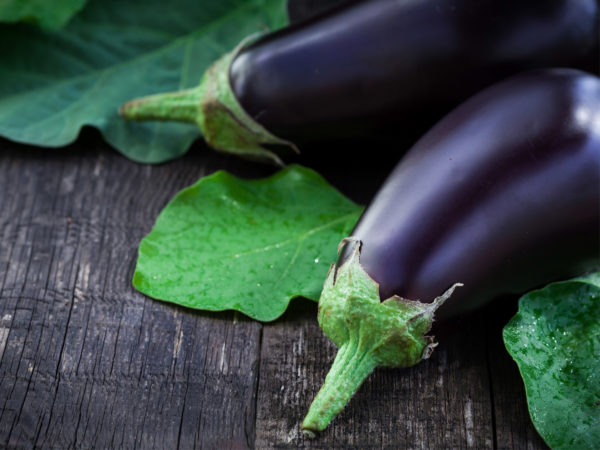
[503, 271, 600, 449]
[133, 165, 363, 321]
[0, 0, 288, 163]
[0, 0, 87, 29]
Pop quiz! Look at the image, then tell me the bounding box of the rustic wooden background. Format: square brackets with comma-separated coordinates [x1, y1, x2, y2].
[0, 128, 548, 449]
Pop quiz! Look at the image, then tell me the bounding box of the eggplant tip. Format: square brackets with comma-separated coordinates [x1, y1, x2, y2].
[118, 101, 135, 118]
[302, 428, 317, 439]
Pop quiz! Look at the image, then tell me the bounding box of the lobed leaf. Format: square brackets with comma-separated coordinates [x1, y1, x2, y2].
[133, 165, 363, 321]
[0, 0, 288, 162]
[503, 271, 600, 449]
[0, 0, 87, 29]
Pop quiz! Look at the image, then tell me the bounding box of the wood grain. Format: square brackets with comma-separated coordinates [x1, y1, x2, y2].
[0, 132, 547, 449]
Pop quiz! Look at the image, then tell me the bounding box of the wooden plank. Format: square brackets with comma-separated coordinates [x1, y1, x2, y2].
[255, 302, 549, 449]
[485, 299, 549, 449]
[0, 133, 551, 449]
[255, 302, 499, 448]
[0, 136, 268, 449]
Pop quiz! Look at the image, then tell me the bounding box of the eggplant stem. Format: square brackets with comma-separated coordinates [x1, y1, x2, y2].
[119, 86, 205, 124]
[118, 37, 299, 165]
[302, 238, 463, 435]
[302, 340, 378, 436]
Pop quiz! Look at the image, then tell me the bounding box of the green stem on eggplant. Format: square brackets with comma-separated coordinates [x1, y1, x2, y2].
[302, 239, 462, 435]
[302, 339, 378, 437]
[119, 38, 297, 165]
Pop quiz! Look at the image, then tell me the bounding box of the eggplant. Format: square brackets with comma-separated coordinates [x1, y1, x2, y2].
[301, 68, 600, 434]
[286, 0, 347, 24]
[120, 0, 599, 164]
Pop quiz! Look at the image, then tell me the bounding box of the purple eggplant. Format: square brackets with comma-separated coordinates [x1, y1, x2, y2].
[301, 68, 600, 434]
[120, 0, 599, 164]
[287, 0, 347, 24]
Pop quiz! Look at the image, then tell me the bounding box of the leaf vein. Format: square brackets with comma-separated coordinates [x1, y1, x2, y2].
[0, 1, 265, 104]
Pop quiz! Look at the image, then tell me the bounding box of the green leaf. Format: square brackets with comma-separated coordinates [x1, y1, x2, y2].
[133, 165, 363, 321]
[0, 0, 87, 29]
[0, 0, 288, 163]
[503, 271, 600, 449]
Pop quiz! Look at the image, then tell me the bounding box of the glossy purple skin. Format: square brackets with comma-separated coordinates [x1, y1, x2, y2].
[286, 0, 346, 24]
[342, 69, 600, 320]
[230, 0, 599, 143]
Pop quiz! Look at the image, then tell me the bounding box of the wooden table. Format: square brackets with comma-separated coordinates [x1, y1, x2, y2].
[0, 131, 547, 448]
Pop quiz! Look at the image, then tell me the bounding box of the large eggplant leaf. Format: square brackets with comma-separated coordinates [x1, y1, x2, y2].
[0, 0, 288, 163]
[503, 272, 600, 449]
[133, 165, 363, 321]
[0, 0, 87, 29]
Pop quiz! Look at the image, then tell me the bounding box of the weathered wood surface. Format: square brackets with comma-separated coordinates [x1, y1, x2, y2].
[0, 132, 548, 449]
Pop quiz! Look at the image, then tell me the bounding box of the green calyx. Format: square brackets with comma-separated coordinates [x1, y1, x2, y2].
[119, 37, 298, 165]
[302, 238, 462, 436]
